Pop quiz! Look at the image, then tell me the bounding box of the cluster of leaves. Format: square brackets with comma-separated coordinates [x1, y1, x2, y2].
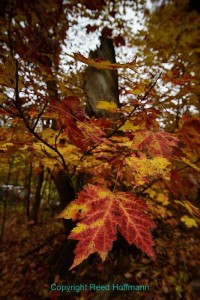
[1, 54, 199, 270]
[0, 0, 199, 274]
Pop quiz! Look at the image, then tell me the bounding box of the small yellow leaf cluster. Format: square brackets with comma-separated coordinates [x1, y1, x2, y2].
[126, 156, 171, 185]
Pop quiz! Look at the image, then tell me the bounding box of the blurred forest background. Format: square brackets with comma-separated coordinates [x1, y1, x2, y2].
[0, 0, 200, 299]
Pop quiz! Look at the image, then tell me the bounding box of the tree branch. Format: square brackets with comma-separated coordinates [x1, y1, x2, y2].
[32, 99, 49, 131]
[13, 59, 68, 171]
[107, 72, 162, 138]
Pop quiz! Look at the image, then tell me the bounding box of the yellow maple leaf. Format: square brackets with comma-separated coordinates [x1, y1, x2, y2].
[120, 120, 142, 131]
[126, 156, 171, 185]
[128, 82, 146, 95]
[0, 57, 23, 90]
[96, 101, 118, 111]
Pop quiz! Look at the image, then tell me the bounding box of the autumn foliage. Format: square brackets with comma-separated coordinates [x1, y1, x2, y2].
[58, 184, 156, 269]
[0, 0, 200, 299]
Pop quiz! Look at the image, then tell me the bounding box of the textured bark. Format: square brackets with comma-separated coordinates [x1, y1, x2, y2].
[85, 34, 120, 118]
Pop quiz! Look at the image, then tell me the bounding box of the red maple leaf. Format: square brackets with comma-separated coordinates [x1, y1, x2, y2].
[178, 115, 200, 154]
[65, 119, 89, 150]
[78, 120, 112, 146]
[58, 184, 156, 269]
[137, 131, 180, 160]
[60, 96, 85, 121]
[51, 97, 88, 150]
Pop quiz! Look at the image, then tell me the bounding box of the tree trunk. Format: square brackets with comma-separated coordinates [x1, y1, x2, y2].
[31, 164, 44, 224]
[0, 159, 12, 241]
[25, 162, 32, 221]
[84, 33, 120, 118]
[51, 169, 76, 234]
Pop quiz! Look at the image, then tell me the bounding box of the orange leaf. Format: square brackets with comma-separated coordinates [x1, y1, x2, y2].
[58, 184, 156, 269]
[78, 120, 112, 146]
[137, 131, 180, 160]
[73, 53, 136, 70]
[66, 121, 89, 150]
[179, 115, 200, 154]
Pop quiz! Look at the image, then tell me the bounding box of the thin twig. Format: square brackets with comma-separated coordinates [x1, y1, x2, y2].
[32, 100, 49, 131]
[108, 72, 162, 138]
[13, 60, 68, 171]
[15, 59, 19, 105]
